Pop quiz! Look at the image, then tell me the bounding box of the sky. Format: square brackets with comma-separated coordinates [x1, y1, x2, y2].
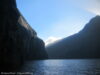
[16, 0, 100, 45]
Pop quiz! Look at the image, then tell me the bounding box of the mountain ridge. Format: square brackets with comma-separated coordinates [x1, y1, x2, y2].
[46, 16, 100, 59]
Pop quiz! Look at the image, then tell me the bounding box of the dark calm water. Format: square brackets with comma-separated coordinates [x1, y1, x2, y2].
[19, 59, 100, 75]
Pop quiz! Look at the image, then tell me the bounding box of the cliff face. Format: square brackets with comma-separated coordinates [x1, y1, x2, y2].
[46, 16, 100, 59]
[0, 0, 48, 71]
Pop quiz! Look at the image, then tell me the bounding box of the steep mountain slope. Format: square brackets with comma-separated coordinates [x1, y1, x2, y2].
[0, 0, 48, 71]
[46, 16, 100, 59]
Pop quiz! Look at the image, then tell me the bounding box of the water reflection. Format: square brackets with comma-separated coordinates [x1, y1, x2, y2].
[20, 59, 100, 75]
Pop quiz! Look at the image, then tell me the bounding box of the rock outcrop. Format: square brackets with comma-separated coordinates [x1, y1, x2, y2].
[46, 16, 100, 59]
[0, 0, 48, 71]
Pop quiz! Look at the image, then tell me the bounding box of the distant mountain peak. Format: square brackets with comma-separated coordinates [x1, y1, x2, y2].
[82, 16, 100, 33]
[91, 15, 100, 22]
[46, 16, 100, 59]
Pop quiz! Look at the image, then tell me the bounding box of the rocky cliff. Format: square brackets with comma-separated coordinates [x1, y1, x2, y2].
[46, 16, 100, 59]
[0, 0, 48, 71]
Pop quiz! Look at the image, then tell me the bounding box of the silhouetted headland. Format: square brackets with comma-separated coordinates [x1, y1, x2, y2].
[46, 16, 100, 59]
[0, 0, 48, 72]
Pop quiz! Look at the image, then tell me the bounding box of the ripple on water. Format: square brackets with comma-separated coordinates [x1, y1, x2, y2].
[20, 59, 100, 75]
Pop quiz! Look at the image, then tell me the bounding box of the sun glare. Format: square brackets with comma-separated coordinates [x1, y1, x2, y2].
[87, 8, 100, 16]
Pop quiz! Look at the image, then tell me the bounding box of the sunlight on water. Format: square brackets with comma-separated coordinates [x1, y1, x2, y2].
[20, 59, 100, 75]
[43, 60, 64, 66]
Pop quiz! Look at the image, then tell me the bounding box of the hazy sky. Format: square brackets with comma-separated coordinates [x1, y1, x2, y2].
[16, 0, 99, 44]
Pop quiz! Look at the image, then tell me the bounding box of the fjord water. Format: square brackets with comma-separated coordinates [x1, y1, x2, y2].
[20, 59, 100, 75]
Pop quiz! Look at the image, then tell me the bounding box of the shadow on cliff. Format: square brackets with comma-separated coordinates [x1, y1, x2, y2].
[46, 16, 100, 59]
[0, 0, 48, 72]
